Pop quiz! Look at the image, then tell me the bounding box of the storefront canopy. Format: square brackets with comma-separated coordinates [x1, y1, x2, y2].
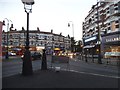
[54, 48, 60, 50]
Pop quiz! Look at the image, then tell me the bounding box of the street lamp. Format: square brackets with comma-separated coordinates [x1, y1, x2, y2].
[96, 0, 102, 64]
[68, 21, 75, 53]
[68, 21, 74, 38]
[21, 0, 34, 75]
[3, 18, 13, 59]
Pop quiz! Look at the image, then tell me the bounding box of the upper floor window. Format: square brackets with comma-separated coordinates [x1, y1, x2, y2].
[116, 25, 119, 28]
[115, 21, 119, 23]
[107, 11, 109, 13]
[115, 8, 118, 10]
[108, 27, 111, 30]
[114, 4, 118, 6]
[107, 7, 109, 10]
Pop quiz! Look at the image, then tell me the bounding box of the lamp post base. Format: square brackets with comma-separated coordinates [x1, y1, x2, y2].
[41, 49, 47, 70]
[22, 49, 33, 76]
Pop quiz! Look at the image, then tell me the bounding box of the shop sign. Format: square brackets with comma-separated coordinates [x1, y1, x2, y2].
[106, 36, 120, 43]
[85, 36, 97, 42]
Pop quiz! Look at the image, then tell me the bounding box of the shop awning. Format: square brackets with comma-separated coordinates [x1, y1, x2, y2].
[54, 48, 60, 50]
[105, 52, 120, 56]
[83, 45, 95, 49]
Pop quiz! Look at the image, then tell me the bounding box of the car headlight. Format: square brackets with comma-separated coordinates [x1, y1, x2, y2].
[21, 55, 24, 58]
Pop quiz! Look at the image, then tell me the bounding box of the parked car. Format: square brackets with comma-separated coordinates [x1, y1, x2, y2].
[31, 52, 42, 60]
[8, 52, 16, 56]
[21, 52, 42, 61]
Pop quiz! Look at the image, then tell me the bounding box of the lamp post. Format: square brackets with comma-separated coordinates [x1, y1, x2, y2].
[68, 21, 75, 52]
[68, 21, 74, 38]
[96, 0, 102, 64]
[21, 0, 34, 75]
[3, 18, 13, 59]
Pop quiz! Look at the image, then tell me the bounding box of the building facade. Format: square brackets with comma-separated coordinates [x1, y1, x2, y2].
[82, 1, 120, 59]
[2, 29, 71, 55]
[0, 21, 2, 58]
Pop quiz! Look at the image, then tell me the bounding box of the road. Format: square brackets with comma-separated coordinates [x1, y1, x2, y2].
[2, 55, 120, 88]
[2, 55, 119, 79]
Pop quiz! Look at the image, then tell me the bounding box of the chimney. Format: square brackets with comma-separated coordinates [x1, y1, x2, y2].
[60, 32, 62, 35]
[37, 27, 40, 31]
[22, 27, 25, 31]
[51, 29, 53, 33]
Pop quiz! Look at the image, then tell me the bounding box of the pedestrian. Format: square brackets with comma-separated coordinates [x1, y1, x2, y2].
[41, 49, 47, 70]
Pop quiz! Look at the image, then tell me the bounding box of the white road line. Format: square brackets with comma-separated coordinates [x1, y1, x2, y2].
[61, 69, 120, 79]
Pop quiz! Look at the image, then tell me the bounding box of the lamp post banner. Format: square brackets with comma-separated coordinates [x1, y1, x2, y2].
[0, 21, 2, 90]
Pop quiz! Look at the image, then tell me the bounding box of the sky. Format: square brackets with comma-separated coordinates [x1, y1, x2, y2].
[0, 0, 97, 40]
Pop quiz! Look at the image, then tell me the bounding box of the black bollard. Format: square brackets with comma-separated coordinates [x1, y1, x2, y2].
[41, 49, 47, 70]
[22, 49, 33, 76]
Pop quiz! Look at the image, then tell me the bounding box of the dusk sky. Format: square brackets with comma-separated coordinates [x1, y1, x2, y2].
[0, 0, 98, 40]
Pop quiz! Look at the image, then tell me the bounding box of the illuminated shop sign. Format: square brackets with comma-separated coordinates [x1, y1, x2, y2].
[106, 36, 120, 42]
[85, 36, 97, 42]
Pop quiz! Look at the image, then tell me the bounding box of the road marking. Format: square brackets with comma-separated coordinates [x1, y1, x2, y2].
[61, 69, 120, 79]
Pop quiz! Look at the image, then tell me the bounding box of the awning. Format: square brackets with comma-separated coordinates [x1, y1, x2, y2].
[54, 48, 60, 50]
[83, 45, 95, 49]
[105, 52, 120, 56]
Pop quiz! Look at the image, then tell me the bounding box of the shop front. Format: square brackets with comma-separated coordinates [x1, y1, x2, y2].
[83, 36, 100, 62]
[83, 36, 99, 54]
[102, 33, 120, 59]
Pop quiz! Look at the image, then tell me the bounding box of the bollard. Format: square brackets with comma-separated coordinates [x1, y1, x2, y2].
[22, 49, 33, 76]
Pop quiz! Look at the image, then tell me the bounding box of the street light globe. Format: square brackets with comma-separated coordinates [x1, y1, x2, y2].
[21, 0, 35, 13]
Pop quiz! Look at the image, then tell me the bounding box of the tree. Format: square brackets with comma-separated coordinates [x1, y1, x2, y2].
[75, 40, 83, 53]
[71, 37, 76, 53]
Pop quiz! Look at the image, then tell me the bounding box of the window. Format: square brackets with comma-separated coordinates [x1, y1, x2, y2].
[116, 25, 119, 28]
[108, 23, 110, 25]
[107, 11, 109, 13]
[115, 8, 118, 10]
[114, 4, 117, 6]
[107, 7, 109, 10]
[115, 21, 119, 23]
[108, 27, 110, 30]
